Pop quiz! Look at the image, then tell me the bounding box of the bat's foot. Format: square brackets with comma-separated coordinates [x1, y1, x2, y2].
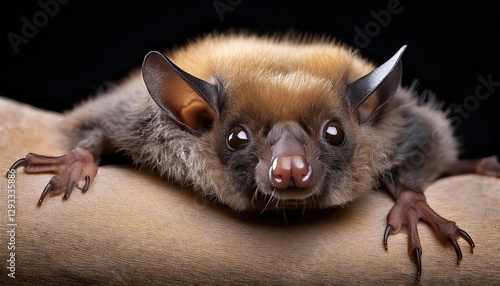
[475, 155, 500, 177]
[7, 148, 98, 206]
[447, 155, 500, 177]
[383, 189, 474, 280]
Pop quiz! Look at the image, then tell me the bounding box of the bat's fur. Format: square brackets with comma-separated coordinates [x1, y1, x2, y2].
[63, 32, 457, 212]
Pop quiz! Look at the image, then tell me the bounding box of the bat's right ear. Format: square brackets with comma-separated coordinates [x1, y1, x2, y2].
[142, 51, 219, 133]
[345, 45, 406, 124]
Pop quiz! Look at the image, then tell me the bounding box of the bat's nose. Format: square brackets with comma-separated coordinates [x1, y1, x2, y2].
[269, 154, 313, 189]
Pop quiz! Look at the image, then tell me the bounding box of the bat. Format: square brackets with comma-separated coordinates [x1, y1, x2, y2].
[8, 32, 500, 279]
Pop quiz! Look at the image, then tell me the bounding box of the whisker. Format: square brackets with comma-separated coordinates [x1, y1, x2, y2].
[274, 196, 281, 209]
[260, 189, 276, 214]
[300, 203, 307, 220]
[282, 207, 289, 226]
[251, 187, 259, 204]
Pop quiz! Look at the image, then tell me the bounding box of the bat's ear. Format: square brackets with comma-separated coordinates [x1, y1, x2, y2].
[142, 51, 219, 133]
[345, 45, 406, 124]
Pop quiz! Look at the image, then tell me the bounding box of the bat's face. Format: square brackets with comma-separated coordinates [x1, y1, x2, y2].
[142, 35, 405, 211]
[210, 68, 359, 210]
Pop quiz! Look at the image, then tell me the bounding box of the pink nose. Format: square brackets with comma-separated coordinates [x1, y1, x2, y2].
[269, 154, 313, 189]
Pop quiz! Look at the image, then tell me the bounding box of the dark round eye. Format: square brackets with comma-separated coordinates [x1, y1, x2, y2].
[323, 121, 345, 145]
[226, 126, 250, 150]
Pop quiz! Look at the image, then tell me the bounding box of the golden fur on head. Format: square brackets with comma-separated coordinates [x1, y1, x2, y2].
[169, 32, 379, 126]
[171, 32, 375, 86]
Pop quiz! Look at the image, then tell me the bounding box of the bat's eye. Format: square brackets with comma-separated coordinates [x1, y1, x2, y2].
[323, 121, 345, 146]
[226, 126, 250, 150]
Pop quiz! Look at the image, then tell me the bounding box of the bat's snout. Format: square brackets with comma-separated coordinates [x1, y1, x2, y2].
[257, 123, 322, 202]
[269, 154, 313, 189]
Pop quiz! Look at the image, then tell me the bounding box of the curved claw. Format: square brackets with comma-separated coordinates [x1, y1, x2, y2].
[38, 183, 53, 206]
[6, 158, 27, 176]
[450, 229, 475, 264]
[383, 224, 393, 250]
[63, 181, 75, 200]
[83, 176, 91, 192]
[413, 247, 422, 280]
[449, 235, 463, 264]
[458, 229, 475, 251]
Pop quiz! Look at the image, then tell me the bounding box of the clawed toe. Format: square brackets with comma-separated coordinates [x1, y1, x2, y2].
[37, 174, 76, 206]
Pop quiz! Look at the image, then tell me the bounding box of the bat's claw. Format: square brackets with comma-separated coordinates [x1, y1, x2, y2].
[458, 229, 475, 250]
[9, 148, 98, 205]
[413, 247, 422, 281]
[383, 224, 393, 250]
[384, 189, 474, 280]
[6, 158, 27, 176]
[450, 229, 475, 264]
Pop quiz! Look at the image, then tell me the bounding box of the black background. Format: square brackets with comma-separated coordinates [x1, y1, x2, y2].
[1, 1, 499, 158]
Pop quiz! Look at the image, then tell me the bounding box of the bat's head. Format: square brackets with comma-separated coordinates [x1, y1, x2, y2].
[142, 35, 405, 211]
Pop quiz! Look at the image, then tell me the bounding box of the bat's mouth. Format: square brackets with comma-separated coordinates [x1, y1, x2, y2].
[253, 189, 320, 211]
[272, 185, 316, 200]
[252, 182, 323, 211]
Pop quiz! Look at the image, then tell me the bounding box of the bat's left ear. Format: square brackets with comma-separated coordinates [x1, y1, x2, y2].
[142, 51, 219, 133]
[345, 45, 406, 124]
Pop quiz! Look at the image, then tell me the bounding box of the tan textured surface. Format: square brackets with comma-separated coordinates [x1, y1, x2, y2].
[0, 96, 499, 285]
